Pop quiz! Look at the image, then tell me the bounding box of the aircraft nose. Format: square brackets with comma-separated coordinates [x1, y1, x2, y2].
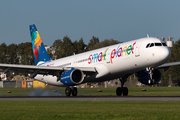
[160, 47, 171, 62]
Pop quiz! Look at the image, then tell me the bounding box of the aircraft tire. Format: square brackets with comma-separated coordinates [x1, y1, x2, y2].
[72, 87, 78, 96]
[116, 87, 122, 96]
[65, 87, 72, 96]
[123, 87, 128, 96]
[148, 80, 150, 84]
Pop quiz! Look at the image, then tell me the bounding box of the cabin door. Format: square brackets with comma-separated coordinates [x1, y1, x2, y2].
[135, 40, 143, 57]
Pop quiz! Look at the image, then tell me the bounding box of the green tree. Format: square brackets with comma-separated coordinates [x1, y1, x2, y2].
[52, 39, 62, 59]
[23, 42, 34, 65]
[87, 36, 99, 50]
[17, 42, 34, 65]
[168, 39, 180, 81]
[47, 46, 56, 60]
[7, 44, 18, 64]
[52, 36, 74, 59]
[93, 39, 120, 49]
[60, 36, 74, 57]
[73, 38, 86, 54]
[0, 43, 8, 63]
[87, 37, 121, 50]
[160, 39, 180, 86]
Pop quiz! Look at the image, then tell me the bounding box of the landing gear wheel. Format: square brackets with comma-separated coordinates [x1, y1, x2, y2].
[65, 87, 72, 96]
[72, 87, 78, 96]
[116, 87, 122, 96]
[148, 79, 151, 84]
[123, 87, 128, 96]
[148, 79, 155, 85]
[116, 76, 129, 96]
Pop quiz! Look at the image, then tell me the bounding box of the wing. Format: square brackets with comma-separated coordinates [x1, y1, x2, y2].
[156, 61, 180, 69]
[0, 64, 96, 78]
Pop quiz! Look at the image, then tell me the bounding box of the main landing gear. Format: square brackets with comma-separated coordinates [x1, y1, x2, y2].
[65, 87, 77, 96]
[116, 77, 128, 96]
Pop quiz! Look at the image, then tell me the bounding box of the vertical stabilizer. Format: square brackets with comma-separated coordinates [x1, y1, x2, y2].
[29, 24, 51, 65]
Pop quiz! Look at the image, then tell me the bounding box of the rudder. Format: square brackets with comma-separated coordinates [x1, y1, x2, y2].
[29, 24, 51, 65]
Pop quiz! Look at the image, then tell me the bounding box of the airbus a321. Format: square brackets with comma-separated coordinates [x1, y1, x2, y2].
[0, 24, 180, 96]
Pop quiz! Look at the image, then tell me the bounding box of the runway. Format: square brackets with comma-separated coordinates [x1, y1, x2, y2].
[0, 96, 180, 101]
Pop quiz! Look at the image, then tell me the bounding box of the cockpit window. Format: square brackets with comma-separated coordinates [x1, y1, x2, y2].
[162, 43, 167, 46]
[155, 43, 162, 46]
[146, 42, 167, 48]
[146, 43, 150, 48]
[150, 43, 154, 47]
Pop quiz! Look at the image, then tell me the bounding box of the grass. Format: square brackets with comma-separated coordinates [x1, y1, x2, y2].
[0, 101, 180, 120]
[1, 86, 180, 96]
[79, 87, 180, 96]
[1, 87, 180, 120]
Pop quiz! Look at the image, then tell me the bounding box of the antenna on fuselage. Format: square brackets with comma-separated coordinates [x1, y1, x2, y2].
[147, 34, 150, 38]
[84, 47, 87, 52]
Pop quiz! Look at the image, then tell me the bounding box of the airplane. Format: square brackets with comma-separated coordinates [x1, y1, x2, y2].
[0, 24, 180, 96]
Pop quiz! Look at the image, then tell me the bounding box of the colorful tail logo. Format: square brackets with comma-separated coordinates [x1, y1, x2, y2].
[29, 24, 51, 65]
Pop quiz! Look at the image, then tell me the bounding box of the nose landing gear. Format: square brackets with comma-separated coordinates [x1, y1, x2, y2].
[146, 67, 155, 85]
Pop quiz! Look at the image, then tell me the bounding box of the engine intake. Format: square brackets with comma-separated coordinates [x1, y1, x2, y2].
[61, 68, 84, 86]
[136, 69, 161, 85]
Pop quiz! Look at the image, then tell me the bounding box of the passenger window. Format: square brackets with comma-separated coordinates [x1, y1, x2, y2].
[150, 43, 154, 47]
[155, 43, 162, 46]
[146, 43, 150, 48]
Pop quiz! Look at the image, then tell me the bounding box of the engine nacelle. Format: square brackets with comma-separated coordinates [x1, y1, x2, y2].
[136, 69, 161, 85]
[61, 68, 84, 86]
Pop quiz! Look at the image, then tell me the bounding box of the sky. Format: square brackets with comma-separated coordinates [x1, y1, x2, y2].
[0, 0, 180, 46]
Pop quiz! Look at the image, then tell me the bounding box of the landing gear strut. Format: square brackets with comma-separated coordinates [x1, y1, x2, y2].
[116, 77, 128, 96]
[147, 67, 154, 85]
[65, 87, 78, 96]
[72, 87, 77, 96]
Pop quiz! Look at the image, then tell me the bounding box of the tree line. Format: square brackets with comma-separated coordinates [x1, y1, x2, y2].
[1, 35, 180, 86]
[0, 36, 120, 65]
[161, 40, 180, 86]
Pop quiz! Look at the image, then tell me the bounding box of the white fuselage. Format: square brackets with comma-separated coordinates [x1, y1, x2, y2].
[34, 37, 171, 86]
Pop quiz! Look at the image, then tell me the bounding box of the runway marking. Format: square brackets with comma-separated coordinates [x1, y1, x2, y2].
[0, 96, 180, 101]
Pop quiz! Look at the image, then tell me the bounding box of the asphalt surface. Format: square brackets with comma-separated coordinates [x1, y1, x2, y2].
[0, 96, 180, 101]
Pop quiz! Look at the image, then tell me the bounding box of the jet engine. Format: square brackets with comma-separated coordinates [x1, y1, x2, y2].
[136, 69, 161, 85]
[61, 68, 84, 86]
